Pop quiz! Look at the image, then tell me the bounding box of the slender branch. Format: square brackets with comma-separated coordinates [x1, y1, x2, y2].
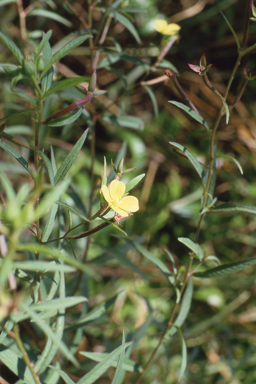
[12, 324, 41, 384]
[16, 0, 27, 41]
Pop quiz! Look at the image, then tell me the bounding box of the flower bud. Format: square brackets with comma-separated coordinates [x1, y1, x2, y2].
[37, 56, 45, 72]
[22, 58, 36, 77]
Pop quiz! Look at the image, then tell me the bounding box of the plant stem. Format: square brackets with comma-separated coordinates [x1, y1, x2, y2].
[16, 0, 27, 41]
[13, 324, 41, 384]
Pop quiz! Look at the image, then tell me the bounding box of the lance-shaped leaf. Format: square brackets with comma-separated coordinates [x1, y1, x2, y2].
[35, 30, 52, 58]
[48, 366, 75, 384]
[220, 11, 240, 51]
[143, 85, 158, 117]
[14, 261, 76, 273]
[173, 326, 187, 382]
[0, 31, 24, 64]
[77, 342, 132, 384]
[0, 345, 36, 384]
[217, 154, 243, 174]
[41, 36, 53, 93]
[170, 142, 205, 183]
[43, 76, 90, 98]
[55, 201, 90, 222]
[209, 202, 256, 215]
[127, 240, 175, 286]
[125, 173, 145, 192]
[103, 115, 144, 130]
[169, 101, 210, 132]
[194, 257, 256, 278]
[178, 237, 204, 261]
[17, 244, 98, 279]
[0, 140, 33, 178]
[40, 35, 91, 78]
[167, 278, 193, 337]
[28, 9, 73, 28]
[114, 12, 141, 43]
[80, 352, 142, 373]
[46, 107, 83, 127]
[54, 128, 88, 184]
[21, 302, 80, 368]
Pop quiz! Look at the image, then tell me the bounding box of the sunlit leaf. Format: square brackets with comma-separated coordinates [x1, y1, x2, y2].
[169, 101, 210, 131]
[195, 257, 256, 278]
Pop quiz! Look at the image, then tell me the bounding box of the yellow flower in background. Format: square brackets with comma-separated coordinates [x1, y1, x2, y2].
[101, 180, 139, 217]
[153, 20, 181, 36]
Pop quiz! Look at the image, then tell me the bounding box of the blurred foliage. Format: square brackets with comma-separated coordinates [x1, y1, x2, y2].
[1, 0, 256, 384]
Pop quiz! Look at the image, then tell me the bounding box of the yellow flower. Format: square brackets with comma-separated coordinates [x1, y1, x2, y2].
[152, 20, 181, 36]
[101, 180, 139, 217]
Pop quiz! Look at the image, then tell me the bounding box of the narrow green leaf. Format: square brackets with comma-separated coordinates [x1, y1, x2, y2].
[13, 92, 38, 108]
[169, 101, 210, 131]
[48, 366, 75, 384]
[36, 30, 52, 58]
[143, 85, 158, 117]
[108, 67, 127, 86]
[0, 31, 24, 64]
[41, 37, 53, 93]
[103, 115, 144, 130]
[35, 179, 70, 219]
[29, 296, 87, 312]
[114, 12, 141, 43]
[178, 237, 204, 261]
[0, 169, 16, 200]
[209, 202, 256, 215]
[125, 174, 145, 193]
[220, 11, 240, 50]
[14, 261, 75, 273]
[17, 244, 99, 279]
[174, 326, 187, 382]
[223, 100, 230, 124]
[21, 301, 80, 368]
[0, 140, 33, 178]
[217, 154, 243, 174]
[168, 278, 193, 337]
[28, 9, 73, 28]
[38, 151, 54, 185]
[127, 240, 175, 286]
[0, 0, 16, 5]
[112, 330, 126, 384]
[77, 342, 132, 384]
[40, 35, 91, 78]
[54, 129, 88, 184]
[0, 320, 13, 344]
[43, 76, 89, 98]
[80, 352, 141, 373]
[170, 142, 205, 182]
[36, 269, 66, 375]
[41, 204, 59, 242]
[47, 106, 83, 127]
[0, 109, 35, 124]
[194, 257, 256, 278]
[55, 201, 90, 222]
[101, 246, 148, 281]
[165, 249, 177, 275]
[0, 345, 36, 384]
[65, 295, 117, 331]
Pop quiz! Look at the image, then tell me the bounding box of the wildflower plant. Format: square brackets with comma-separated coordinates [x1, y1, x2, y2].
[0, 0, 256, 383]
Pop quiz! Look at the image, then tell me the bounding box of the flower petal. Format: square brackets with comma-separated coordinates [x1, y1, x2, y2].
[118, 196, 139, 212]
[152, 19, 168, 33]
[101, 185, 111, 204]
[163, 23, 180, 35]
[113, 205, 129, 217]
[109, 180, 126, 200]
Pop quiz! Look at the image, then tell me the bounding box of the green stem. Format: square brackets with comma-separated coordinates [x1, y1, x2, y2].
[13, 324, 41, 384]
